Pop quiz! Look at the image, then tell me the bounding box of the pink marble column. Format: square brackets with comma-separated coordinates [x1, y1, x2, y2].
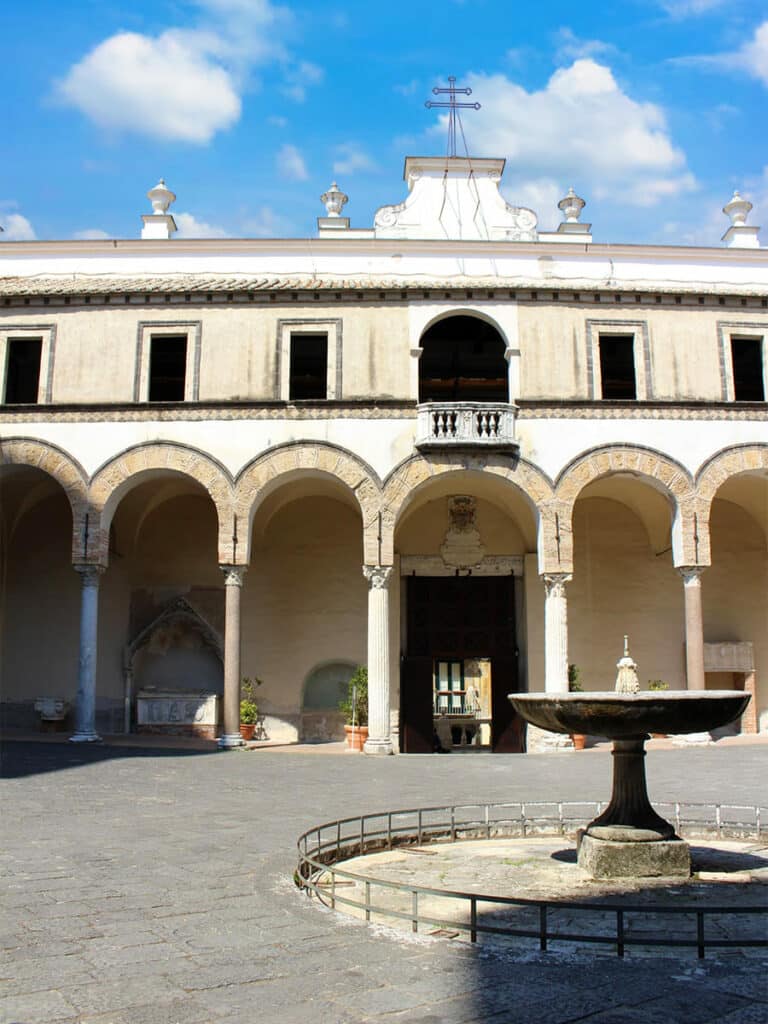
[218, 565, 247, 749]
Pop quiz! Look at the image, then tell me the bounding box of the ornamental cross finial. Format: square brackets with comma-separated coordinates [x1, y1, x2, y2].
[425, 76, 480, 158]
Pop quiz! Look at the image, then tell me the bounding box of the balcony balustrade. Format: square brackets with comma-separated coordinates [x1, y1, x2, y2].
[415, 402, 518, 451]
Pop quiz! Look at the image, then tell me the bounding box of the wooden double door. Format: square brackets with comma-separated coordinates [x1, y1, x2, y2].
[400, 575, 524, 753]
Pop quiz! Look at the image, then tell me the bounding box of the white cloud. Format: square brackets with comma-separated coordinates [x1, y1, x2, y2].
[268, 115, 288, 127]
[241, 205, 294, 237]
[0, 211, 36, 240]
[446, 61, 695, 208]
[332, 143, 376, 176]
[673, 20, 768, 86]
[394, 79, 420, 97]
[657, 0, 730, 16]
[277, 143, 308, 181]
[54, 0, 315, 143]
[73, 228, 111, 240]
[280, 61, 323, 102]
[56, 30, 242, 144]
[174, 212, 229, 238]
[554, 27, 617, 64]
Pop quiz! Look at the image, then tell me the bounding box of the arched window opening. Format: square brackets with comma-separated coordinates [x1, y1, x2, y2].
[419, 316, 508, 403]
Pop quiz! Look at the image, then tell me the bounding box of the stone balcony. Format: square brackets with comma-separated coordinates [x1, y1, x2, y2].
[415, 402, 519, 452]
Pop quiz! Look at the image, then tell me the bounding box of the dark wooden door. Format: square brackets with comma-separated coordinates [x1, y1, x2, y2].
[401, 576, 521, 753]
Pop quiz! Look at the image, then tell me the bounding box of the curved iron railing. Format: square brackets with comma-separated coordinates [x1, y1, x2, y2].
[296, 801, 767, 959]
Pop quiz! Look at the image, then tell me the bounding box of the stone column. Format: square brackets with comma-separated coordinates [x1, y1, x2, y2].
[543, 573, 572, 694]
[674, 566, 711, 746]
[363, 565, 394, 755]
[679, 567, 706, 691]
[70, 564, 105, 742]
[218, 565, 247, 749]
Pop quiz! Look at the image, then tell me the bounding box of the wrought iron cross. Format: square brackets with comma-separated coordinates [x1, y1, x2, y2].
[425, 76, 481, 157]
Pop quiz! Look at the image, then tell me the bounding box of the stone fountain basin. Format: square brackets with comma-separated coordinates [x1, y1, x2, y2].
[508, 691, 750, 739]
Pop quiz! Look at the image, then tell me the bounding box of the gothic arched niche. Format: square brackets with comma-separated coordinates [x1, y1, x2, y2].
[419, 315, 508, 403]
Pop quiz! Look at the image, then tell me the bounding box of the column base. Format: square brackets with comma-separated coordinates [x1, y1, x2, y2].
[526, 724, 574, 753]
[363, 737, 394, 755]
[671, 731, 713, 746]
[578, 830, 691, 878]
[217, 733, 244, 749]
[69, 731, 102, 743]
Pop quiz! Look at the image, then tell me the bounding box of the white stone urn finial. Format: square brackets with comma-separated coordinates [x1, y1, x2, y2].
[320, 182, 348, 218]
[615, 635, 640, 694]
[558, 187, 586, 224]
[147, 178, 176, 215]
[723, 190, 752, 227]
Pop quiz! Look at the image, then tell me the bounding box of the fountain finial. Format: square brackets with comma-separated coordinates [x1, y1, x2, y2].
[615, 636, 639, 693]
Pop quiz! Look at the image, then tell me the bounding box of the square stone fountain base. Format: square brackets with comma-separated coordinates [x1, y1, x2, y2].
[577, 830, 691, 879]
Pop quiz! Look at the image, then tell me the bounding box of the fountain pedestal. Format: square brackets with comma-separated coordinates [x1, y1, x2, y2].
[509, 691, 750, 879]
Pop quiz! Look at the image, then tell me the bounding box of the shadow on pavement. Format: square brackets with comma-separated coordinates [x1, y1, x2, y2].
[0, 737, 219, 778]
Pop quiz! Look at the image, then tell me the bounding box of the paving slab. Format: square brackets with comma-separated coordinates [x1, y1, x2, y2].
[1, 737, 766, 1024]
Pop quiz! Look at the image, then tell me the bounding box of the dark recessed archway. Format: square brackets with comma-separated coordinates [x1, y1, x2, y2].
[419, 315, 508, 402]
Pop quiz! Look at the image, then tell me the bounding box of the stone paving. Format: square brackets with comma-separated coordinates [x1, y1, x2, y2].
[1, 737, 767, 1024]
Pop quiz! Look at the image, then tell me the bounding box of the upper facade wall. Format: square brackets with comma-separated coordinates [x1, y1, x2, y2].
[1, 297, 767, 404]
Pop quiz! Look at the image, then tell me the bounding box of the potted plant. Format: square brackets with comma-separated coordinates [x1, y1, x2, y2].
[239, 676, 262, 741]
[339, 666, 368, 751]
[568, 664, 587, 750]
[647, 679, 669, 737]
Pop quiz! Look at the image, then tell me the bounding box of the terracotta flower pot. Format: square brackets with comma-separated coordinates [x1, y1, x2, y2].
[571, 733, 587, 750]
[344, 724, 368, 751]
[239, 723, 256, 741]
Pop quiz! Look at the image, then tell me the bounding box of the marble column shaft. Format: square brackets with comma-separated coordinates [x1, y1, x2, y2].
[543, 573, 572, 694]
[70, 565, 105, 742]
[363, 565, 393, 755]
[680, 566, 706, 691]
[219, 565, 246, 749]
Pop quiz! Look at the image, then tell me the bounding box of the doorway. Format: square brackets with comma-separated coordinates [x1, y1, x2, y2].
[400, 576, 523, 753]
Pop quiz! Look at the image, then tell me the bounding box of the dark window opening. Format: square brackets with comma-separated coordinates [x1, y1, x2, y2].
[149, 335, 187, 402]
[5, 337, 42, 404]
[419, 316, 508, 403]
[731, 337, 765, 401]
[599, 334, 636, 400]
[289, 333, 327, 400]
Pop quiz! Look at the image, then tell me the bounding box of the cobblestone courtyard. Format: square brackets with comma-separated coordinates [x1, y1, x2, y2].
[1, 738, 767, 1024]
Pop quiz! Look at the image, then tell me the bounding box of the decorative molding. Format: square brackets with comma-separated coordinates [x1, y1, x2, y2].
[73, 564, 106, 586]
[363, 565, 392, 589]
[133, 320, 202, 403]
[542, 573, 572, 598]
[400, 554, 523, 577]
[716, 320, 768, 402]
[516, 402, 768, 420]
[0, 400, 417, 423]
[678, 566, 706, 586]
[275, 318, 343, 401]
[221, 565, 247, 587]
[585, 319, 652, 401]
[0, 323, 57, 404]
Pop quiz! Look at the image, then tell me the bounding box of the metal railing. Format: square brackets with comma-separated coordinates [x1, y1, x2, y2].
[415, 402, 518, 450]
[296, 801, 767, 959]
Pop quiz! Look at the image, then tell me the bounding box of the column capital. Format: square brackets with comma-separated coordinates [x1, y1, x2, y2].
[542, 572, 572, 598]
[220, 564, 247, 587]
[678, 565, 706, 586]
[73, 564, 106, 585]
[363, 565, 393, 589]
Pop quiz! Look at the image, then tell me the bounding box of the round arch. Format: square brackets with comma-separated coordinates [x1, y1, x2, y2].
[234, 442, 383, 564]
[417, 314, 509, 403]
[89, 443, 234, 565]
[382, 452, 554, 566]
[555, 444, 696, 567]
[0, 437, 89, 560]
[695, 444, 768, 555]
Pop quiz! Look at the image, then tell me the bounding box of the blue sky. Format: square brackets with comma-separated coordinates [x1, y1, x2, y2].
[2, 0, 767, 245]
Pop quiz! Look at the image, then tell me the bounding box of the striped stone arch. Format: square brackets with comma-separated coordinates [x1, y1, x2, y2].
[234, 442, 384, 565]
[88, 443, 235, 565]
[381, 452, 555, 568]
[554, 445, 698, 567]
[695, 444, 768, 560]
[0, 437, 90, 561]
